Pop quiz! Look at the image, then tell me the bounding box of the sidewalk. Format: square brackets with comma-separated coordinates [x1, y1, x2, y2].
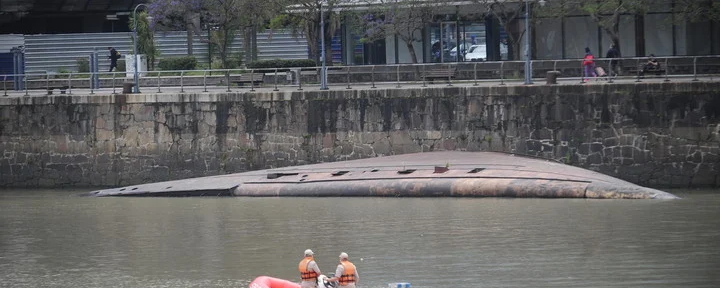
[1, 75, 716, 98]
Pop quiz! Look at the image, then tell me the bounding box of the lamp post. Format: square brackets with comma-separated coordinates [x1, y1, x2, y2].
[132, 3, 148, 93]
[320, 0, 328, 90]
[524, 0, 545, 85]
[524, 0, 532, 85]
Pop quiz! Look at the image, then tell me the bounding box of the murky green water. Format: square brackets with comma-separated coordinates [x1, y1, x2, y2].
[0, 189, 717, 288]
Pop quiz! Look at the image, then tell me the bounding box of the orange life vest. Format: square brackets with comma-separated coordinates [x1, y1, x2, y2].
[583, 54, 594, 66]
[338, 260, 357, 285]
[298, 257, 319, 281]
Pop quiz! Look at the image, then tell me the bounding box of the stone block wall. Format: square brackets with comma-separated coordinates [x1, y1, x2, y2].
[0, 82, 718, 188]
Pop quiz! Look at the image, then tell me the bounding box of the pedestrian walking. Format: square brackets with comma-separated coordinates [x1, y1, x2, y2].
[108, 47, 121, 72]
[606, 43, 621, 76]
[582, 47, 597, 82]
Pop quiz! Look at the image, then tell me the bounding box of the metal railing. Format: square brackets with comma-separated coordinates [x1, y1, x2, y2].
[1, 55, 718, 97]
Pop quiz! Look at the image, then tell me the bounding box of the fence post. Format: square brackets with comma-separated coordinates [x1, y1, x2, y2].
[203, 70, 208, 92]
[446, 63, 452, 86]
[156, 70, 163, 93]
[250, 69, 255, 92]
[422, 65, 427, 87]
[45, 71, 50, 94]
[692, 56, 699, 81]
[180, 71, 185, 93]
[68, 73, 73, 95]
[157, 71, 162, 93]
[297, 69, 303, 91]
[346, 66, 351, 89]
[473, 62, 478, 86]
[396, 65, 401, 88]
[112, 72, 116, 94]
[226, 70, 231, 92]
[274, 68, 279, 91]
[371, 65, 376, 89]
[607, 59, 614, 83]
[3, 75, 6, 96]
[499, 62, 505, 86]
[24, 74, 28, 96]
[89, 72, 94, 95]
[664, 58, 670, 82]
[635, 58, 642, 82]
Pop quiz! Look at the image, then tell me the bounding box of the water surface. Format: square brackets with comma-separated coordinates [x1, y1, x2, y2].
[0, 189, 717, 288]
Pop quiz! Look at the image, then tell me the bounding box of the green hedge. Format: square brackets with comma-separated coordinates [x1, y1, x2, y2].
[157, 56, 198, 71]
[247, 59, 316, 69]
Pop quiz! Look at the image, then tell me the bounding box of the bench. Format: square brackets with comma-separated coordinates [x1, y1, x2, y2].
[422, 68, 457, 82]
[629, 64, 665, 77]
[47, 85, 69, 95]
[233, 74, 264, 86]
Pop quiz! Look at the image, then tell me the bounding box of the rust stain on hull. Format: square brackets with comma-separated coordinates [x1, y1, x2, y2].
[87, 152, 679, 199]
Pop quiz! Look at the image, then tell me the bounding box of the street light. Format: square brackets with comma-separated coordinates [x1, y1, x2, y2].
[132, 3, 149, 93]
[524, 0, 545, 85]
[320, 0, 328, 90]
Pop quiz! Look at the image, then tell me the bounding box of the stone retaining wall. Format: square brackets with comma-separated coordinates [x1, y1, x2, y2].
[0, 81, 718, 188]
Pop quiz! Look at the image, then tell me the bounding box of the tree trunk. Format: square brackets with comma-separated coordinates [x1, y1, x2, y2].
[244, 28, 252, 65]
[405, 41, 418, 64]
[511, 38, 521, 60]
[219, 29, 231, 69]
[306, 21, 321, 66]
[252, 26, 258, 62]
[186, 26, 194, 55]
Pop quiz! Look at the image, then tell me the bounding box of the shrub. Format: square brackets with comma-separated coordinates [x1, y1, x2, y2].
[116, 60, 126, 72]
[157, 56, 198, 71]
[246, 59, 316, 69]
[76, 58, 89, 73]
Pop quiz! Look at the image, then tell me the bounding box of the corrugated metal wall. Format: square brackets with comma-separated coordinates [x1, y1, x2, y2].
[13, 30, 308, 72]
[0, 34, 25, 52]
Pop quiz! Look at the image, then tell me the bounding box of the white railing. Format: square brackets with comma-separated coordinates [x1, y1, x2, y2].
[1, 55, 718, 96]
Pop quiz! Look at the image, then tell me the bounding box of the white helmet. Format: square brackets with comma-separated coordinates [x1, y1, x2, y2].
[339, 252, 348, 259]
[305, 249, 314, 256]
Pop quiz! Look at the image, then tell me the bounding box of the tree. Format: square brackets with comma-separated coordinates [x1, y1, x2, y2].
[148, 0, 282, 69]
[351, 0, 442, 64]
[272, 0, 347, 65]
[129, 11, 159, 70]
[671, 0, 720, 23]
[554, 0, 650, 52]
[471, 0, 528, 60]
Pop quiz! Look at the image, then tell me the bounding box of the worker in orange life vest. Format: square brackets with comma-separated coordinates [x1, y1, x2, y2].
[327, 252, 359, 288]
[299, 249, 322, 288]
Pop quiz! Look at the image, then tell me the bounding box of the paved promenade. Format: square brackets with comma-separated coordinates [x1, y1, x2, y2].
[0, 75, 717, 98]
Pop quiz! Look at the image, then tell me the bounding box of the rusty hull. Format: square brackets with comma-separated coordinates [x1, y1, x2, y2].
[86, 151, 678, 199]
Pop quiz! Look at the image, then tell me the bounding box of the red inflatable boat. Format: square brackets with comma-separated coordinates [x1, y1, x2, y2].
[249, 276, 300, 288]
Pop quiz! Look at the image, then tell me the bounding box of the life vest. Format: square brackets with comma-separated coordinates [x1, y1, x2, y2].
[298, 257, 319, 281]
[583, 54, 594, 66]
[338, 260, 357, 285]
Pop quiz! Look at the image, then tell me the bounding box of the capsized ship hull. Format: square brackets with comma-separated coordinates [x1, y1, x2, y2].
[86, 151, 678, 199]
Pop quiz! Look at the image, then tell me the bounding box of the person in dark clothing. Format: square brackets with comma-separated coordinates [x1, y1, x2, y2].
[640, 54, 660, 77]
[108, 47, 121, 72]
[605, 43, 621, 76]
